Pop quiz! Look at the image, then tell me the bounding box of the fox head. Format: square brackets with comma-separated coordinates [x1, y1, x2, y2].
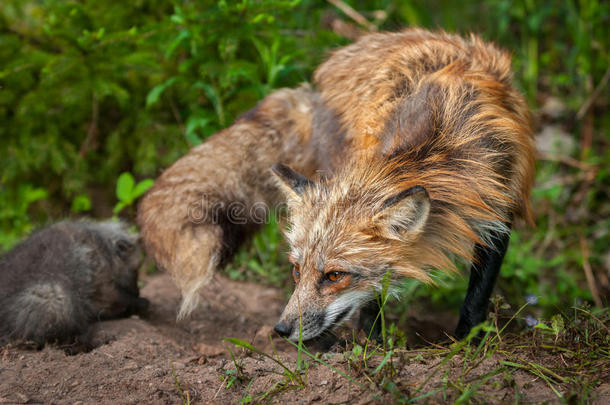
[271, 163, 433, 341]
[83, 221, 149, 318]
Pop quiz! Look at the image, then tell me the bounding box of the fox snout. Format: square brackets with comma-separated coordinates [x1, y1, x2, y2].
[274, 289, 371, 341]
[273, 320, 293, 337]
[274, 305, 328, 341]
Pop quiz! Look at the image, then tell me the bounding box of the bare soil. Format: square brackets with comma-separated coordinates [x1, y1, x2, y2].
[1, 273, 608, 404]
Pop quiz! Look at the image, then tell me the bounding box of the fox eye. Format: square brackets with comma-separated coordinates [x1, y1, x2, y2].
[292, 266, 300, 283]
[325, 271, 344, 283]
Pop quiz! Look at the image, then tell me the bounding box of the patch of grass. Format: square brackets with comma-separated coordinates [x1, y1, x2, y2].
[222, 344, 249, 390]
[222, 334, 308, 403]
[222, 302, 609, 403]
[170, 361, 191, 405]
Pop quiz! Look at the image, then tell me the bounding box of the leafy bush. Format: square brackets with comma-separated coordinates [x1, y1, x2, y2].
[0, 0, 343, 247]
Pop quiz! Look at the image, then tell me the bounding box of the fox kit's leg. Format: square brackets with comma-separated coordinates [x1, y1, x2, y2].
[138, 86, 317, 319]
[455, 225, 511, 339]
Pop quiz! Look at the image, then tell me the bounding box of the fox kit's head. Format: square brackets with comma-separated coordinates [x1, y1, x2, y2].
[81, 221, 149, 318]
[271, 163, 433, 341]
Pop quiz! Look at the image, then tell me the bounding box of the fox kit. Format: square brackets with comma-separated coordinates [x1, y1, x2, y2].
[138, 29, 535, 341]
[0, 220, 149, 349]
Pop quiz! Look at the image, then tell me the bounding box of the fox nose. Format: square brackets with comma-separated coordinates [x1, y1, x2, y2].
[274, 321, 293, 338]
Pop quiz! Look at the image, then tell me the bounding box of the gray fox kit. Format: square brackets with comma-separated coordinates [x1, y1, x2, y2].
[0, 220, 148, 350]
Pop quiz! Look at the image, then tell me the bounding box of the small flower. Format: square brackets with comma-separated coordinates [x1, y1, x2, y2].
[524, 314, 540, 327]
[525, 294, 538, 305]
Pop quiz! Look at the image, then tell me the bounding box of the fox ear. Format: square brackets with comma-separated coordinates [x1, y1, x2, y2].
[372, 186, 430, 241]
[271, 163, 313, 200]
[115, 238, 135, 260]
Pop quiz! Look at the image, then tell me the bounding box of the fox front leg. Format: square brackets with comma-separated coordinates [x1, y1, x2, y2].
[455, 225, 511, 340]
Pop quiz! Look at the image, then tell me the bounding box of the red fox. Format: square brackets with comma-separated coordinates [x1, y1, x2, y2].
[138, 29, 535, 341]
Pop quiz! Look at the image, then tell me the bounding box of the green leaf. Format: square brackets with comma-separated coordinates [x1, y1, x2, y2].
[185, 116, 209, 146]
[372, 350, 393, 375]
[116, 172, 135, 202]
[132, 179, 155, 199]
[23, 187, 49, 205]
[71, 194, 92, 212]
[534, 322, 553, 331]
[550, 314, 565, 334]
[146, 77, 180, 108]
[112, 201, 127, 215]
[165, 30, 190, 59]
[170, 14, 185, 25]
[223, 337, 261, 355]
[194, 81, 224, 124]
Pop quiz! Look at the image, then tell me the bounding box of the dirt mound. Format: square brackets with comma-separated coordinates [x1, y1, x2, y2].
[1, 274, 608, 404]
[0, 274, 287, 403]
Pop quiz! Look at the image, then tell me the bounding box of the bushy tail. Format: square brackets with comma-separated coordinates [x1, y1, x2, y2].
[0, 282, 89, 346]
[173, 226, 222, 320]
[137, 85, 317, 320]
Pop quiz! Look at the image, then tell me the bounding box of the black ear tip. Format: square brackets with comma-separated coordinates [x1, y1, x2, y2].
[409, 185, 428, 197]
[271, 163, 314, 196]
[271, 163, 291, 177]
[382, 185, 429, 209]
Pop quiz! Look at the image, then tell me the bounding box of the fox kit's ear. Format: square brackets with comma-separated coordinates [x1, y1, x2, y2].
[271, 163, 313, 200]
[115, 238, 135, 260]
[372, 186, 430, 241]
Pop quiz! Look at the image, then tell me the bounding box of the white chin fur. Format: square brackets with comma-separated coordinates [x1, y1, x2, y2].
[288, 290, 372, 341]
[323, 290, 372, 330]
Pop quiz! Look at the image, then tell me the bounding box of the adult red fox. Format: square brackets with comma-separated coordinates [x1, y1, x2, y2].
[138, 29, 535, 341]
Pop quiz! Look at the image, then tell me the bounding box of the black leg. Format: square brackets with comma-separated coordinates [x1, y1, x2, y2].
[455, 225, 511, 340]
[359, 300, 383, 341]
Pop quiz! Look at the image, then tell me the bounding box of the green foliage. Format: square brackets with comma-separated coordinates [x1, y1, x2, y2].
[223, 336, 308, 401]
[113, 172, 154, 214]
[0, 184, 48, 249]
[0, 0, 341, 244]
[226, 214, 291, 289]
[221, 305, 608, 402]
[71, 194, 92, 213]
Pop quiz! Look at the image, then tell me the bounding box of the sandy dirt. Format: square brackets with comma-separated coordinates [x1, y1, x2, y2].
[1, 273, 608, 404]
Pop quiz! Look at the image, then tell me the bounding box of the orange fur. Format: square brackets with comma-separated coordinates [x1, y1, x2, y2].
[138, 29, 535, 321]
